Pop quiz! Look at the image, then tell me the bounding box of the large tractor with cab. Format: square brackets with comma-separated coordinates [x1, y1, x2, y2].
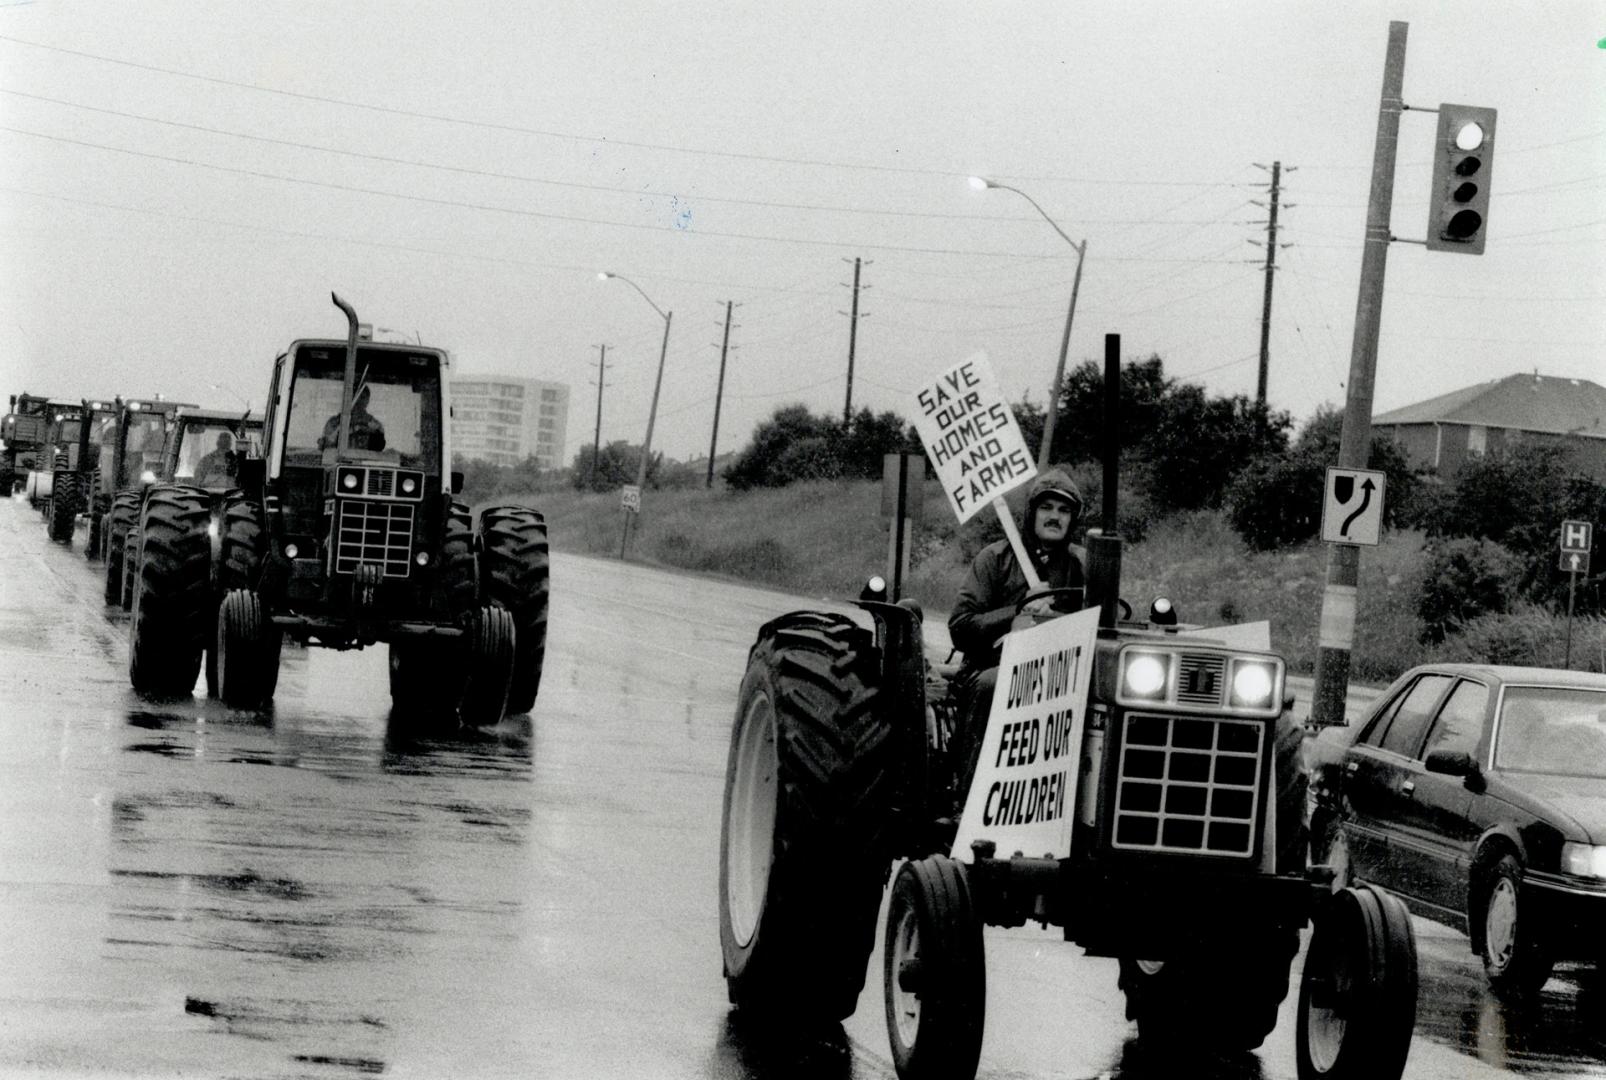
[1, 392, 52, 495]
[43, 398, 117, 544]
[126, 293, 549, 725]
[95, 397, 195, 606]
[23, 399, 85, 515]
[717, 336, 1419, 1080]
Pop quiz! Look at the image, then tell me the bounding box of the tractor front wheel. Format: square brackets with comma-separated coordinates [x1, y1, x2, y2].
[103, 493, 140, 606]
[478, 505, 549, 715]
[458, 605, 515, 727]
[883, 855, 985, 1080]
[1296, 884, 1417, 1080]
[216, 588, 282, 709]
[47, 473, 82, 544]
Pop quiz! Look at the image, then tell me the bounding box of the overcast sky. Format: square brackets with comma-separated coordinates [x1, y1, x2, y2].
[1, 2, 1602, 465]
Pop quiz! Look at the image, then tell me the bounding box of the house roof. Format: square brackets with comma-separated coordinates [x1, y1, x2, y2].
[1373, 373, 1606, 439]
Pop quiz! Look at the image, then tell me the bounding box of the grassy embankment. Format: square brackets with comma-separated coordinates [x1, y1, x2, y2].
[487, 480, 1604, 680]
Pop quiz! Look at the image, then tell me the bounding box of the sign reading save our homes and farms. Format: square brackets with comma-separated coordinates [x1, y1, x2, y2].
[952, 606, 1102, 862]
[911, 354, 1036, 524]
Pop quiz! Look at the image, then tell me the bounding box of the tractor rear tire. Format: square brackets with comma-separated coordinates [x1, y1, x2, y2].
[884, 855, 986, 1080]
[719, 611, 896, 1024]
[479, 505, 549, 715]
[128, 486, 211, 695]
[86, 511, 102, 559]
[219, 493, 266, 590]
[436, 501, 477, 617]
[458, 605, 515, 727]
[1296, 884, 1417, 1080]
[121, 526, 141, 611]
[103, 492, 140, 606]
[216, 589, 282, 709]
[48, 473, 82, 543]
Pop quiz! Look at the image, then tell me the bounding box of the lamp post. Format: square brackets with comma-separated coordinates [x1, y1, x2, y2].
[597, 271, 672, 559]
[969, 176, 1087, 470]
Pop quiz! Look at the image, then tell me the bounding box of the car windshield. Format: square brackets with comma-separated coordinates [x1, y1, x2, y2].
[1495, 686, 1606, 777]
[282, 346, 438, 468]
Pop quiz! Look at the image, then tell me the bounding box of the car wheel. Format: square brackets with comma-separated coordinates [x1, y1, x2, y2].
[1480, 853, 1554, 998]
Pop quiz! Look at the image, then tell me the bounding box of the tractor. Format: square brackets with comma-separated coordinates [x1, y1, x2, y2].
[1, 392, 52, 495]
[126, 293, 549, 726]
[23, 399, 84, 515]
[717, 337, 1418, 1080]
[46, 398, 119, 547]
[95, 397, 194, 607]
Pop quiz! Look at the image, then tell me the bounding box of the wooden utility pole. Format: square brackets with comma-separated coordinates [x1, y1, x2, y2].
[1256, 161, 1283, 411]
[707, 301, 736, 488]
[588, 344, 610, 487]
[1311, 21, 1407, 727]
[841, 257, 867, 423]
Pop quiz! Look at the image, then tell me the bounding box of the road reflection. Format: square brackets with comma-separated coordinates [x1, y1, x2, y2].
[1416, 957, 1606, 1076]
[707, 1014, 857, 1080]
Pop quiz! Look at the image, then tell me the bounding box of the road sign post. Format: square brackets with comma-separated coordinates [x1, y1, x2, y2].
[1559, 521, 1594, 670]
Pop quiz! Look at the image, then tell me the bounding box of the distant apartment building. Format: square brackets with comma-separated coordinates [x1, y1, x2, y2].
[450, 376, 570, 469]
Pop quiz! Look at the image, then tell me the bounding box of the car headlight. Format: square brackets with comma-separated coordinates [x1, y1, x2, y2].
[1229, 659, 1277, 709]
[1122, 651, 1171, 700]
[1561, 843, 1606, 880]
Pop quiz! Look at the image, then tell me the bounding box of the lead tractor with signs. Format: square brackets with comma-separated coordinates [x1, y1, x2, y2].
[127, 294, 549, 725]
[717, 340, 1419, 1080]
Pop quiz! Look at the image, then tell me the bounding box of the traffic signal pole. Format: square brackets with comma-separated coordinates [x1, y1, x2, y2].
[1310, 20, 1408, 727]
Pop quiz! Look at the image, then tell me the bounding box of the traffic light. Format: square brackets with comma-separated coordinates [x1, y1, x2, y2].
[1427, 103, 1497, 255]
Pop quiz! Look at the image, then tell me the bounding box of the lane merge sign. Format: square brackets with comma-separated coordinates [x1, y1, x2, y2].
[1321, 466, 1387, 546]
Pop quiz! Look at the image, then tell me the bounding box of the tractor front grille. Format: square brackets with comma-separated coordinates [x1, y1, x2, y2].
[366, 469, 394, 498]
[334, 499, 414, 578]
[1176, 653, 1227, 707]
[1112, 712, 1264, 858]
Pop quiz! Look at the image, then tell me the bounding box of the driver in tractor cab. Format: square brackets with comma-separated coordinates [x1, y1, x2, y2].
[318, 383, 386, 452]
[193, 431, 236, 487]
[947, 467, 1088, 790]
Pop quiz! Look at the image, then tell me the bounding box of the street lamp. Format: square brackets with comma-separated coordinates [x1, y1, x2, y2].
[968, 175, 1088, 470]
[597, 271, 673, 559]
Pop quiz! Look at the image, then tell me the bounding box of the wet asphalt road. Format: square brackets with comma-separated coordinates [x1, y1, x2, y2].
[1, 497, 1602, 1080]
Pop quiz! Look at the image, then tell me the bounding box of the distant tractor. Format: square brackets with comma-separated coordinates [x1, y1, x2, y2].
[1, 392, 51, 495]
[127, 293, 549, 724]
[49, 398, 118, 547]
[95, 398, 192, 608]
[24, 399, 84, 515]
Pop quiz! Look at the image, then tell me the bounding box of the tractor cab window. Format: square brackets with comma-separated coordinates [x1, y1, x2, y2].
[282, 347, 439, 469]
[173, 422, 245, 485]
[121, 413, 168, 486]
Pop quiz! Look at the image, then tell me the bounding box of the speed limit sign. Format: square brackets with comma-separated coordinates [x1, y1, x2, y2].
[621, 484, 641, 513]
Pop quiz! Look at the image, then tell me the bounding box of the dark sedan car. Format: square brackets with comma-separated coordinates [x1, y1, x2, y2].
[1308, 663, 1606, 997]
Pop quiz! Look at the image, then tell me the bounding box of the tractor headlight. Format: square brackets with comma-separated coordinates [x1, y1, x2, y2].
[1562, 843, 1606, 880]
[284, 543, 300, 559]
[401, 477, 417, 494]
[341, 472, 359, 490]
[1121, 651, 1171, 701]
[859, 575, 888, 602]
[1229, 659, 1277, 709]
[207, 520, 218, 539]
[415, 551, 430, 566]
[139, 470, 156, 485]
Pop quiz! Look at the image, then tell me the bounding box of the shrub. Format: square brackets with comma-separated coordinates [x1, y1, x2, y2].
[1416, 536, 1524, 643]
[1429, 604, 1606, 673]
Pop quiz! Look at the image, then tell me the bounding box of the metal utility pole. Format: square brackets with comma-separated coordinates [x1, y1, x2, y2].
[1255, 161, 1285, 411]
[707, 301, 736, 488]
[1039, 239, 1087, 470]
[588, 344, 611, 487]
[1311, 20, 1408, 727]
[840, 257, 868, 423]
